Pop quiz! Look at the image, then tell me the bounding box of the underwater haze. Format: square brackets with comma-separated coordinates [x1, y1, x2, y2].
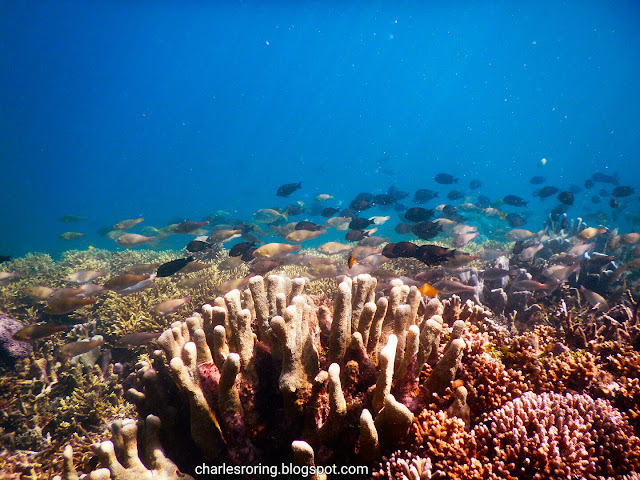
[1, 0, 639, 256]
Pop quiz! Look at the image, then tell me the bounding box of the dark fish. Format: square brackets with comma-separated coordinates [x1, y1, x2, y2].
[584, 179, 594, 189]
[441, 205, 457, 216]
[534, 186, 560, 198]
[415, 244, 456, 265]
[12, 324, 70, 341]
[591, 172, 618, 185]
[557, 191, 574, 205]
[295, 220, 324, 231]
[276, 182, 302, 197]
[529, 176, 546, 185]
[59, 214, 87, 223]
[404, 207, 434, 222]
[506, 212, 527, 227]
[349, 193, 374, 211]
[476, 195, 491, 208]
[612, 186, 634, 197]
[569, 185, 582, 194]
[348, 217, 374, 230]
[321, 207, 340, 218]
[172, 221, 209, 234]
[503, 195, 528, 207]
[0, 255, 11, 264]
[590, 195, 601, 204]
[395, 223, 412, 234]
[285, 204, 304, 216]
[447, 190, 465, 200]
[157, 256, 195, 277]
[339, 208, 358, 219]
[61, 340, 105, 359]
[345, 230, 368, 242]
[381, 241, 418, 258]
[229, 242, 256, 257]
[469, 180, 482, 190]
[186, 240, 213, 253]
[598, 188, 609, 197]
[116, 332, 162, 347]
[413, 189, 438, 204]
[372, 194, 396, 206]
[610, 198, 619, 208]
[241, 248, 258, 262]
[410, 221, 442, 240]
[387, 186, 409, 201]
[550, 204, 567, 221]
[434, 173, 458, 184]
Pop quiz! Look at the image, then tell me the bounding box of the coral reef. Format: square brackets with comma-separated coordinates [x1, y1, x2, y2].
[2, 248, 640, 479]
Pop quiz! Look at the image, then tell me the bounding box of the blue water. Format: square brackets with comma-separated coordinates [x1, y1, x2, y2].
[1, 0, 639, 257]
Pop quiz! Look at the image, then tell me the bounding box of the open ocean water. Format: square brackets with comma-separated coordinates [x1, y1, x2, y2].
[1, 0, 639, 256]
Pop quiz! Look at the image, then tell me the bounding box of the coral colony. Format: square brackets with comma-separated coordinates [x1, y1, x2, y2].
[0, 210, 640, 479]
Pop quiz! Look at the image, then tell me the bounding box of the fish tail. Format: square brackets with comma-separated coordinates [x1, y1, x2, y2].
[281, 211, 289, 221]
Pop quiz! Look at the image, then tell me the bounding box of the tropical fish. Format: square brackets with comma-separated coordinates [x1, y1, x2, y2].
[358, 254, 388, 267]
[115, 233, 154, 248]
[505, 229, 536, 241]
[324, 217, 352, 230]
[453, 232, 479, 247]
[229, 242, 257, 257]
[434, 173, 458, 184]
[250, 259, 283, 275]
[172, 221, 210, 234]
[65, 270, 106, 284]
[345, 230, 369, 242]
[557, 191, 574, 205]
[61, 340, 105, 359]
[433, 280, 475, 295]
[517, 243, 544, 261]
[577, 227, 607, 241]
[469, 180, 482, 190]
[534, 186, 560, 198]
[124, 263, 161, 275]
[591, 172, 618, 185]
[318, 242, 353, 255]
[357, 236, 389, 247]
[0, 271, 19, 283]
[157, 257, 194, 277]
[413, 189, 438, 204]
[276, 182, 302, 197]
[113, 217, 144, 230]
[116, 332, 162, 348]
[26, 285, 55, 300]
[253, 243, 301, 258]
[529, 176, 546, 184]
[321, 207, 340, 218]
[511, 279, 557, 292]
[12, 324, 70, 341]
[612, 186, 634, 197]
[418, 282, 438, 297]
[177, 276, 209, 288]
[404, 207, 435, 222]
[59, 232, 86, 240]
[447, 190, 465, 200]
[206, 229, 241, 243]
[314, 194, 333, 202]
[579, 286, 609, 312]
[104, 273, 152, 291]
[59, 214, 87, 223]
[186, 239, 214, 252]
[44, 297, 96, 315]
[153, 297, 191, 316]
[502, 195, 528, 207]
[179, 262, 212, 274]
[348, 255, 356, 269]
[410, 221, 442, 240]
[252, 209, 288, 224]
[286, 230, 326, 243]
